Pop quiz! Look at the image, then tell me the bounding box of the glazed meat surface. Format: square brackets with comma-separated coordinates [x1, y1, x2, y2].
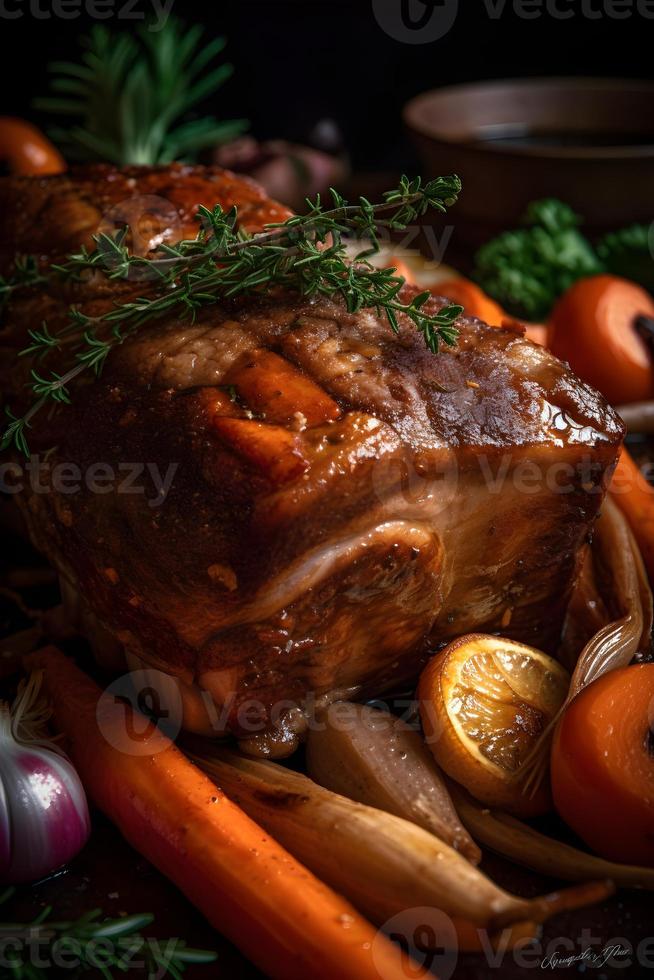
[0, 165, 624, 754]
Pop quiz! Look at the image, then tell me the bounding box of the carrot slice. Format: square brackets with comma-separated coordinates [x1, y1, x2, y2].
[212, 416, 310, 484]
[0, 117, 66, 174]
[610, 446, 654, 581]
[28, 647, 417, 980]
[226, 350, 340, 426]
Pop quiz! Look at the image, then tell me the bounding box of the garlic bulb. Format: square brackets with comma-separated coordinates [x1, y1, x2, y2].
[0, 671, 90, 884]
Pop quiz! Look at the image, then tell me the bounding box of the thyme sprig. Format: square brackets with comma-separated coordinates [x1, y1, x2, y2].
[1, 175, 462, 456]
[0, 257, 47, 312]
[0, 887, 216, 980]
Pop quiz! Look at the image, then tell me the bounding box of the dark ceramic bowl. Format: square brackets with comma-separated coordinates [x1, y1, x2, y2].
[404, 78, 654, 257]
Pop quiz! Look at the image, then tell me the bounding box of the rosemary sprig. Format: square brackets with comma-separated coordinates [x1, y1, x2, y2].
[34, 19, 248, 166]
[1, 175, 462, 457]
[0, 887, 216, 980]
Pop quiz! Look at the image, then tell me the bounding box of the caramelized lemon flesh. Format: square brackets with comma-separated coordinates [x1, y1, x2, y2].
[419, 634, 569, 817]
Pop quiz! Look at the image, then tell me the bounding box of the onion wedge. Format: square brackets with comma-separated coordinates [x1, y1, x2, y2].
[518, 496, 652, 795]
[449, 783, 654, 891]
[305, 701, 480, 862]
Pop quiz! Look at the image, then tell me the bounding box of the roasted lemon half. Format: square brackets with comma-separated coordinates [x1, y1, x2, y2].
[418, 634, 569, 817]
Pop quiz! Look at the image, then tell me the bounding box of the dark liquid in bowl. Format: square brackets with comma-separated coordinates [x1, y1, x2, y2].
[472, 126, 654, 148]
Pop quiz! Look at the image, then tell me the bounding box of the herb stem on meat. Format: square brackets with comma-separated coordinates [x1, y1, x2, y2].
[1, 174, 462, 457]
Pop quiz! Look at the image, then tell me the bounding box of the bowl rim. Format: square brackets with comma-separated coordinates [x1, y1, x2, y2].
[404, 77, 654, 160]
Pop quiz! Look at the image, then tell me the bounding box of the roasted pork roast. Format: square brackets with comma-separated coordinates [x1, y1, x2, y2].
[0, 165, 624, 754]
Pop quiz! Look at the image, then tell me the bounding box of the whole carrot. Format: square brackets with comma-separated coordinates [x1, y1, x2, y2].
[28, 647, 418, 980]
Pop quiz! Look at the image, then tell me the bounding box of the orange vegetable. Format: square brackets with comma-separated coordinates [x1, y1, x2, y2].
[225, 349, 340, 426]
[383, 264, 550, 344]
[501, 316, 550, 347]
[551, 664, 654, 865]
[609, 446, 654, 582]
[549, 275, 654, 404]
[385, 256, 417, 285]
[0, 117, 65, 175]
[211, 416, 310, 484]
[435, 277, 505, 326]
[28, 647, 417, 980]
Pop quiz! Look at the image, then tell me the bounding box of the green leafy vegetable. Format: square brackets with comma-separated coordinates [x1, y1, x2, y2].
[34, 19, 248, 166]
[597, 224, 654, 293]
[472, 199, 603, 320]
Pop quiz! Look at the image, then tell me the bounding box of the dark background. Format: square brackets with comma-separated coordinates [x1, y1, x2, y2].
[1, 0, 652, 172]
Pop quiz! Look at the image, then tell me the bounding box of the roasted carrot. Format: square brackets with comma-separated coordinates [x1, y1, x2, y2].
[551, 664, 654, 865]
[434, 277, 505, 326]
[610, 446, 654, 581]
[501, 316, 550, 347]
[195, 386, 241, 420]
[549, 275, 654, 405]
[0, 117, 65, 174]
[385, 261, 548, 342]
[27, 647, 418, 980]
[384, 256, 417, 285]
[225, 349, 340, 426]
[211, 416, 309, 484]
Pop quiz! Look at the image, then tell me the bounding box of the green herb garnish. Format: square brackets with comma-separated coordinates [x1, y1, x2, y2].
[0, 887, 216, 980]
[597, 223, 654, 293]
[0, 256, 47, 312]
[1, 175, 462, 457]
[472, 199, 603, 320]
[34, 19, 248, 166]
